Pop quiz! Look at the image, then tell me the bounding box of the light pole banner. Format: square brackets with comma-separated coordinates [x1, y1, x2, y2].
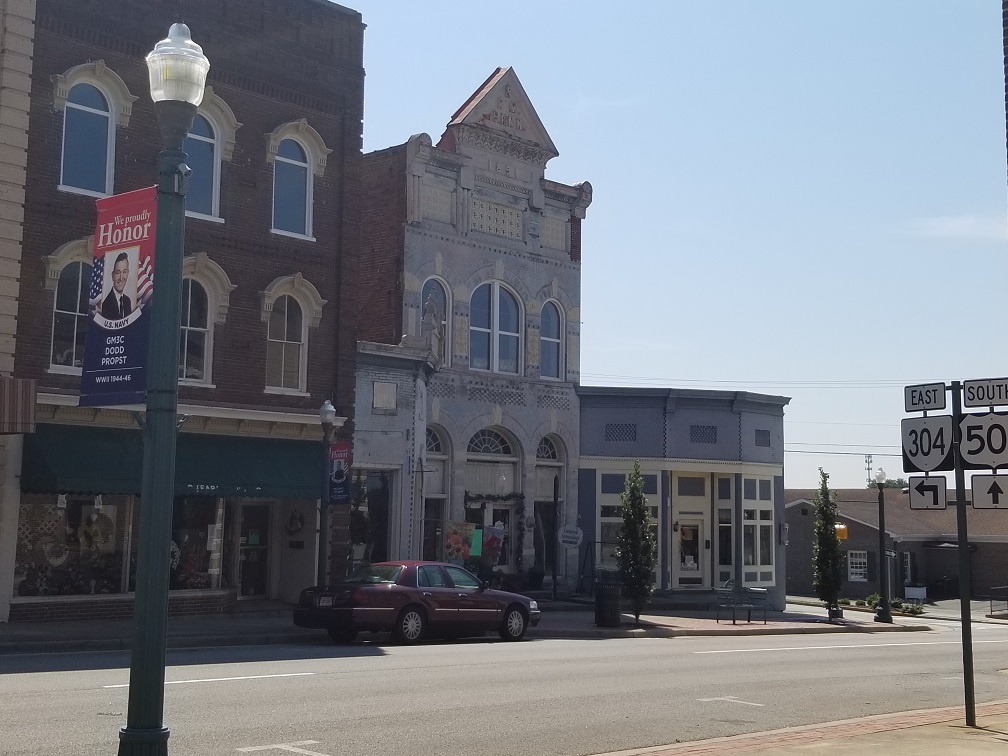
[329, 441, 352, 504]
[79, 186, 158, 407]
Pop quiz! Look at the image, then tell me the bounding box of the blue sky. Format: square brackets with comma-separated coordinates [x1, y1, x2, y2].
[348, 1, 1006, 489]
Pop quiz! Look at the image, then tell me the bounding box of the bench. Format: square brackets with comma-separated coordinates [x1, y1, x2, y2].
[714, 580, 767, 624]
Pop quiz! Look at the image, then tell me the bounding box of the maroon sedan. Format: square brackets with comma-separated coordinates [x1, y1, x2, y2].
[294, 561, 541, 644]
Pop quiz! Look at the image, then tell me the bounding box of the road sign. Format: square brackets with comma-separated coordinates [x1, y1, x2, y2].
[970, 474, 1008, 509]
[908, 475, 947, 510]
[901, 415, 954, 473]
[905, 382, 946, 413]
[885, 549, 896, 559]
[964, 378, 1008, 408]
[958, 412, 1008, 470]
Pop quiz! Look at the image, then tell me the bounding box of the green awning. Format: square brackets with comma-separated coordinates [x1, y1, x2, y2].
[21, 424, 143, 494]
[174, 433, 321, 499]
[21, 425, 322, 499]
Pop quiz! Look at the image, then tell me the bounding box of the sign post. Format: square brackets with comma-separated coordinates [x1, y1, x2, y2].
[949, 381, 976, 727]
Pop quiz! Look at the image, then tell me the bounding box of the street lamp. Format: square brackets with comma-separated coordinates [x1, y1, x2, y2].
[874, 467, 893, 624]
[317, 400, 337, 586]
[118, 23, 208, 756]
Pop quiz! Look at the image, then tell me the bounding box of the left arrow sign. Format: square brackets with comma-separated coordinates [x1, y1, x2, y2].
[908, 475, 946, 510]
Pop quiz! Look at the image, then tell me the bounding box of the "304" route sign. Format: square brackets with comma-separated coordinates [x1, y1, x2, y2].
[901, 415, 954, 473]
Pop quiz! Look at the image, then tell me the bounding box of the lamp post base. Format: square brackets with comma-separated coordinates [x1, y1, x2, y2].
[118, 725, 170, 756]
[874, 609, 893, 623]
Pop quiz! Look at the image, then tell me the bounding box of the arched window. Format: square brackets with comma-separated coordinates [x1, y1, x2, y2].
[272, 138, 311, 236]
[54, 62, 136, 196]
[179, 279, 209, 381]
[50, 261, 93, 370]
[61, 83, 113, 195]
[540, 301, 563, 380]
[533, 436, 566, 578]
[421, 277, 450, 363]
[469, 282, 521, 374]
[184, 115, 218, 217]
[266, 294, 304, 390]
[260, 273, 326, 394]
[465, 427, 520, 568]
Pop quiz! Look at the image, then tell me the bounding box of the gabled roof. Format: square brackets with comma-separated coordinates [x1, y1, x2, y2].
[436, 67, 558, 163]
[785, 488, 1007, 540]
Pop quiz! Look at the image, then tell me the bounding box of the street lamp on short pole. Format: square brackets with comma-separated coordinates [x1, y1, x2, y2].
[118, 23, 209, 756]
[317, 400, 337, 586]
[874, 467, 893, 624]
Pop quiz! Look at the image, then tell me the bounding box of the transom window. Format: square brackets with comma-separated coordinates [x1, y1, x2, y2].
[467, 429, 512, 455]
[61, 83, 112, 195]
[185, 115, 218, 217]
[179, 279, 209, 382]
[469, 282, 521, 374]
[426, 427, 443, 454]
[50, 261, 93, 370]
[536, 437, 558, 460]
[272, 138, 311, 236]
[540, 301, 562, 380]
[266, 294, 304, 390]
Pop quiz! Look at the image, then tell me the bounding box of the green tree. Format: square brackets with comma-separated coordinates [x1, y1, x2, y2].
[866, 477, 908, 489]
[615, 461, 657, 626]
[812, 468, 843, 620]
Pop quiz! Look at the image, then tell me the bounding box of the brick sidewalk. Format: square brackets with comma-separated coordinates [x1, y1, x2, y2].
[593, 700, 1008, 755]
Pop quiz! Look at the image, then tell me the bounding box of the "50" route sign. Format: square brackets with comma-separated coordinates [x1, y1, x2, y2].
[901, 416, 954, 473]
[959, 412, 1008, 470]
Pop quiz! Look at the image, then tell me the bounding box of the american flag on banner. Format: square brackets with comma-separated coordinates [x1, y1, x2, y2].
[88, 255, 104, 313]
[137, 255, 153, 307]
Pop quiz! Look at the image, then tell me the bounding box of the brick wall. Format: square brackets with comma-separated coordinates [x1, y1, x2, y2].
[9, 588, 237, 622]
[17, 0, 365, 420]
[351, 145, 407, 347]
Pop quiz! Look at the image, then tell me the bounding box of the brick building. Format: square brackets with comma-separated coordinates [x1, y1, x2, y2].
[785, 488, 1008, 602]
[1, 0, 365, 621]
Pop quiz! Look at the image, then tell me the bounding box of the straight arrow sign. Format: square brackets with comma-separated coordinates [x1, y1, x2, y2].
[908, 475, 947, 510]
[971, 474, 1008, 509]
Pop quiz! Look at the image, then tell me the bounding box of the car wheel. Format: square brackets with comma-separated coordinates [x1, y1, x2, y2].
[498, 605, 528, 641]
[327, 626, 357, 644]
[395, 606, 426, 645]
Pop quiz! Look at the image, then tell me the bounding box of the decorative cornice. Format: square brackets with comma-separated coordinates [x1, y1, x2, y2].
[456, 125, 553, 166]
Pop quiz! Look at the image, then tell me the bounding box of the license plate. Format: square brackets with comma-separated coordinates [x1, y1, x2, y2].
[318, 596, 333, 607]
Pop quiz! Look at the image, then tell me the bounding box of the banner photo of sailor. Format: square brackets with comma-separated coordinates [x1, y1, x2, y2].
[79, 186, 158, 407]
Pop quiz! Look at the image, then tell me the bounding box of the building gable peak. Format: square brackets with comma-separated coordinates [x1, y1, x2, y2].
[437, 67, 558, 166]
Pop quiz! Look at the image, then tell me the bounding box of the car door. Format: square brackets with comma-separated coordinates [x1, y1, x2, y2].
[444, 565, 501, 629]
[416, 564, 460, 628]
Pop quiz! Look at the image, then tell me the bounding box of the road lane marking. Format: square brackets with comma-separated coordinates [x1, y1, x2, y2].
[694, 638, 1008, 654]
[103, 672, 314, 689]
[697, 695, 765, 707]
[237, 742, 329, 755]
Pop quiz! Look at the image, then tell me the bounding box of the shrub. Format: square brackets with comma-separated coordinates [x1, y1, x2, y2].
[855, 600, 866, 606]
[866, 593, 880, 609]
[838, 598, 851, 605]
[902, 604, 924, 615]
[890, 597, 903, 610]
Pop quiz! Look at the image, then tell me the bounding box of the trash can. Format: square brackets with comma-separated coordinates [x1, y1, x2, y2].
[595, 570, 622, 627]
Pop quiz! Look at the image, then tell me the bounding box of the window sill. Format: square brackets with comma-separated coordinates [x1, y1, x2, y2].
[269, 228, 316, 242]
[264, 386, 309, 397]
[48, 365, 83, 376]
[179, 380, 217, 389]
[58, 184, 109, 199]
[185, 211, 225, 224]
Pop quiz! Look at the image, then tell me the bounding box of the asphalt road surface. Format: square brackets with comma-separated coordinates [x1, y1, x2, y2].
[2, 619, 1006, 756]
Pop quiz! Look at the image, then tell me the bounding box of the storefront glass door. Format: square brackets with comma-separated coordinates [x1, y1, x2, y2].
[673, 518, 708, 588]
[239, 504, 270, 597]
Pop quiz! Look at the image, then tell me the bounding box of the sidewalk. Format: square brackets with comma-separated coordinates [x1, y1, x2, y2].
[0, 598, 927, 655]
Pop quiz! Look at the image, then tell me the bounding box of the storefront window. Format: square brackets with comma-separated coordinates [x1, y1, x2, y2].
[14, 494, 129, 596]
[170, 496, 224, 590]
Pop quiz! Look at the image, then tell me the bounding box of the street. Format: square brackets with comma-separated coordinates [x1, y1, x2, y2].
[2, 620, 1007, 756]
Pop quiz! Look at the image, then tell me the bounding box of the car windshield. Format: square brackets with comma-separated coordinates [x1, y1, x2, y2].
[343, 564, 403, 585]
